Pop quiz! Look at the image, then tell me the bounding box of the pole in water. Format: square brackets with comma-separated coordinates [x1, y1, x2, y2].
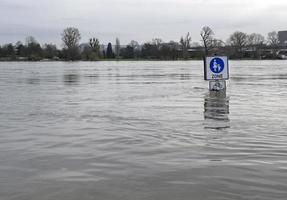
[204, 55, 229, 91]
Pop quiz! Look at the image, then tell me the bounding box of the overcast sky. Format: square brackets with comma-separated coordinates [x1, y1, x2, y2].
[0, 0, 286, 46]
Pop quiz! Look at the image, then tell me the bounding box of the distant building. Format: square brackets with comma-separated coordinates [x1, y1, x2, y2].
[278, 31, 287, 47]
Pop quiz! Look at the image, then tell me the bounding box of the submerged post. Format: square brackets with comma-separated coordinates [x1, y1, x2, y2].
[204, 56, 229, 91]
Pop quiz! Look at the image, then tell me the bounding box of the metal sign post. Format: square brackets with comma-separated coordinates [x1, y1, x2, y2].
[204, 56, 229, 91]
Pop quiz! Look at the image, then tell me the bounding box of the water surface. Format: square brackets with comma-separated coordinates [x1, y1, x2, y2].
[0, 61, 287, 200]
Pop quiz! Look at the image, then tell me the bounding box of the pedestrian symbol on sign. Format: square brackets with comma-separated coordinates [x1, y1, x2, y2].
[210, 58, 224, 73]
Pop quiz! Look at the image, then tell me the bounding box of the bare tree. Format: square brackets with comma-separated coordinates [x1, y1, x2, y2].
[25, 36, 38, 45]
[180, 32, 191, 59]
[129, 40, 139, 49]
[24, 36, 42, 59]
[212, 39, 225, 48]
[89, 38, 100, 52]
[267, 31, 279, 46]
[43, 43, 58, 59]
[247, 33, 265, 58]
[115, 38, 121, 58]
[61, 27, 81, 60]
[267, 31, 280, 57]
[128, 40, 140, 58]
[152, 38, 163, 49]
[228, 31, 248, 58]
[200, 26, 214, 55]
[61, 27, 81, 49]
[248, 33, 265, 46]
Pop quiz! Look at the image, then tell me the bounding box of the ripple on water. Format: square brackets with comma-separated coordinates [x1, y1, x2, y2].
[1, 61, 287, 200]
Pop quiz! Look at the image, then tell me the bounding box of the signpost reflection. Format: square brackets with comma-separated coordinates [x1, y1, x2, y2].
[203, 90, 230, 130]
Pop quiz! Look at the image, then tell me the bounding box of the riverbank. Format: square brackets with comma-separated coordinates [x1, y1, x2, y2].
[0, 57, 285, 62]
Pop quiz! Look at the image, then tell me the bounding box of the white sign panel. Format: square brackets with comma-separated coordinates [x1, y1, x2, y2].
[204, 56, 229, 80]
[209, 80, 226, 91]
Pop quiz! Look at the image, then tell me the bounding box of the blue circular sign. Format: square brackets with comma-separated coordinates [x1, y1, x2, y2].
[210, 58, 224, 73]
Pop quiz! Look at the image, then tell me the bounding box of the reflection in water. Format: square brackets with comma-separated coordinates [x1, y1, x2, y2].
[63, 73, 80, 85]
[204, 90, 230, 129]
[26, 77, 40, 85]
[26, 72, 41, 85]
[180, 73, 192, 80]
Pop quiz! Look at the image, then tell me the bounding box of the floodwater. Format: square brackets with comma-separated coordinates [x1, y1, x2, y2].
[0, 61, 287, 200]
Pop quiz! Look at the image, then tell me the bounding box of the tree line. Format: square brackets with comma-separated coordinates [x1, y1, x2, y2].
[0, 26, 284, 61]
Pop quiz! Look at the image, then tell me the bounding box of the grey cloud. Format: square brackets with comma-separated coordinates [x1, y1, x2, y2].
[0, 0, 287, 45]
